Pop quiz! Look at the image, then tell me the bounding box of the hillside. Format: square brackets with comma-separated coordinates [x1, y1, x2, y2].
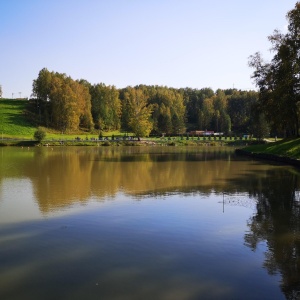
[235, 138, 300, 169]
[242, 138, 300, 159]
[0, 99, 36, 138]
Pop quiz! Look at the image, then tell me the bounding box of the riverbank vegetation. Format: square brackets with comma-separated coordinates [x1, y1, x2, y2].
[29, 69, 261, 138]
[1, 83, 262, 141]
[249, 2, 300, 138]
[235, 3, 300, 161]
[1, 82, 262, 143]
[242, 138, 300, 160]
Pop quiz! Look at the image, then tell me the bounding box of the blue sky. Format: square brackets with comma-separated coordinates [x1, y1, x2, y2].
[0, 0, 297, 98]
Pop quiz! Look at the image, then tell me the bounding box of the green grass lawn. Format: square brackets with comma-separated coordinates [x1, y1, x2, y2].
[243, 138, 300, 159]
[0, 99, 36, 138]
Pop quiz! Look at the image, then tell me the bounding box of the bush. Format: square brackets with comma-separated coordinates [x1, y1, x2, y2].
[167, 141, 176, 146]
[34, 128, 46, 142]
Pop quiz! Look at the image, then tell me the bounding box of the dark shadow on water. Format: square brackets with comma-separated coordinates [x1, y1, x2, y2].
[226, 167, 300, 300]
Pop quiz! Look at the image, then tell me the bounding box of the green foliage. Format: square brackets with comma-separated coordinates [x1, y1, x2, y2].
[90, 83, 121, 131]
[249, 3, 300, 137]
[32, 69, 94, 132]
[182, 87, 214, 125]
[34, 127, 46, 142]
[102, 141, 111, 146]
[226, 90, 257, 133]
[250, 112, 270, 140]
[5, 66, 264, 139]
[122, 87, 153, 137]
[0, 99, 36, 137]
[148, 87, 186, 134]
[244, 138, 300, 159]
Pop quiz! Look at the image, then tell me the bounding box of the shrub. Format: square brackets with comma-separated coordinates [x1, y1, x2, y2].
[167, 141, 176, 146]
[34, 128, 46, 142]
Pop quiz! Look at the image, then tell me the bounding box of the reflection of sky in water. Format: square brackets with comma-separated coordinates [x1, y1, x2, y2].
[0, 190, 284, 300]
[0, 147, 291, 299]
[0, 179, 40, 223]
[0, 178, 108, 224]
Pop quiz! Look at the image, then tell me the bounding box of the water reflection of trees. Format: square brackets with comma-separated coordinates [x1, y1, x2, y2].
[2, 146, 252, 211]
[3, 147, 300, 298]
[233, 168, 300, 300]
[28, 147, 239, 212]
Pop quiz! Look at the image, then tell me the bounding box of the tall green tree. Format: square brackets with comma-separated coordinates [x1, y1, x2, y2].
[250, 107, 270, 140]
[227, 90, 258, 133]
[32, 69, 93, 132]
[32, 68, 53, 101]
[122, 87, 153, 138]
[72, 80, 94, 130]
[149, 87, 186, 134]
[90, 83, 121, 131]
[201, 97, 214, 130]
[182, 87, 214, 127]
[212, 90, 231, 133]
[249, 2, 300, 136]
[50, 76, 79, 132]
[32, 68, 54, 124]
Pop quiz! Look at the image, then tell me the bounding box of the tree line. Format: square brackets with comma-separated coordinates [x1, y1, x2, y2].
[30, 68, 262, 137]
[249, 2, 300, 137]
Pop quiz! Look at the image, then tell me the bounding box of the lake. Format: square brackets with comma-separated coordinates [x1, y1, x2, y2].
[0, 146, 299, 300]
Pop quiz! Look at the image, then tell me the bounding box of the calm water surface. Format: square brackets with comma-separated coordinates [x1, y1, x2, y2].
[0, 146, 299, 300]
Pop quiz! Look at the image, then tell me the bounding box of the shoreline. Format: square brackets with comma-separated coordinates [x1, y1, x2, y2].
[0, 139, 251, 147]
[235, 148, 300, 168]
[0, 141, 229, 147]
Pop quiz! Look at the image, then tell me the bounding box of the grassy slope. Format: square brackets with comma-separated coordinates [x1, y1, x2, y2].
[0, 99, 124, 140]
[0, 99, 36, 138]
[243, 138, 300, 159]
